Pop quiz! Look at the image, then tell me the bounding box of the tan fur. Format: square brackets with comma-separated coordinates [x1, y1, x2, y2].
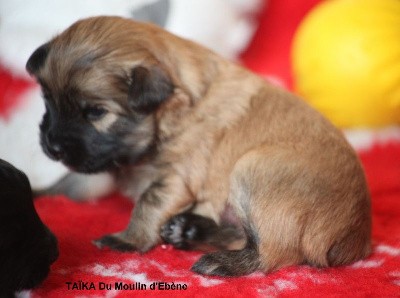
[31, 16, 371, 274]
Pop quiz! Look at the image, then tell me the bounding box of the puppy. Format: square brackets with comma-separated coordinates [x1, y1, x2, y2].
[0, 159, 58, 296]
[26, 16, 371, 276]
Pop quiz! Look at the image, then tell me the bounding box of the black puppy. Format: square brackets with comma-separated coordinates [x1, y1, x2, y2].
[0, 159, 58, 297]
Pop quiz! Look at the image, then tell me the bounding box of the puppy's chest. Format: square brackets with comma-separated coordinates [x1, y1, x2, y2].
[115, 164, 159, 202]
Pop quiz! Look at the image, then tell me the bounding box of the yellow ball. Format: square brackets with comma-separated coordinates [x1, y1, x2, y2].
[292, 0, 400, 128]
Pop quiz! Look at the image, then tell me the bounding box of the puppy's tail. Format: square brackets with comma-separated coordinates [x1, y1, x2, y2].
[327, 229, 371, 267]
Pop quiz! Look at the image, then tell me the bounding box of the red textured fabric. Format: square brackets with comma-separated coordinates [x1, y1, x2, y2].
[28, 142, 400, 297]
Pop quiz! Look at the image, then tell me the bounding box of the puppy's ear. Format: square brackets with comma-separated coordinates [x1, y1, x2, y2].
[26, 43, 50, 76]
[128, 66, 174, 114]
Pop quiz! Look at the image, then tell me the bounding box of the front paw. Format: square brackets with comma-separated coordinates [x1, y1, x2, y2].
[160, 214, 194, 249]
[93, 234, 136, 252]
[160, 213, 218, 250]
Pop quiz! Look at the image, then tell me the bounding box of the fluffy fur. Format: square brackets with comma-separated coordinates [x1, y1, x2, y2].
[0, 159, 58, 296]
[26, 16, 371, 276]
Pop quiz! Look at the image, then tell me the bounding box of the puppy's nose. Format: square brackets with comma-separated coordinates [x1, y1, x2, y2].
[46, 134, 64, 160]
[49, 246, 59, 264]
[48, 142, 64, 160]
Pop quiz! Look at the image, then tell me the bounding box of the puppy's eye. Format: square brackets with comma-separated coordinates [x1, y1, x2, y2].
[83, 106, 108, 121]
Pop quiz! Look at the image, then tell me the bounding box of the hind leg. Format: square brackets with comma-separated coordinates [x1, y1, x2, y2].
[193, 144, 371, 276]
[192, 146, 306, 276]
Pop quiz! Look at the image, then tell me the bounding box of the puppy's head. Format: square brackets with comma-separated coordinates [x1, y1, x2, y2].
[0, 159, 58, 294]
[26, 17, 179, 173]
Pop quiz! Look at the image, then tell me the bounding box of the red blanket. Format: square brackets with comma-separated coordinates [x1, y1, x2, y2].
[30, 142, 400, 297]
